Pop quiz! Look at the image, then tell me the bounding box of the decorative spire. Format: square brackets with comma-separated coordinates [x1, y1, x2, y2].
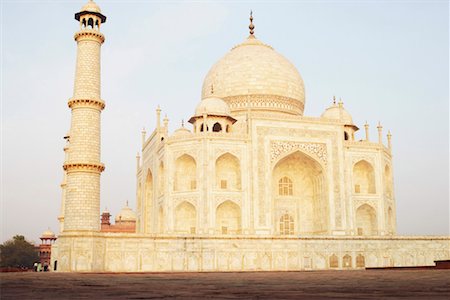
[249, 10, 255, 37]
[126, 200, 129, 207]
[181, 119, 185, 127]
[333, 95, 336, 105]
[210, 84, 214, 95]
[338, 97, 343, 107]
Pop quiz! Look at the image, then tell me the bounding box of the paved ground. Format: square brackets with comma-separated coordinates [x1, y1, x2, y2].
[1, 269, 449, 299]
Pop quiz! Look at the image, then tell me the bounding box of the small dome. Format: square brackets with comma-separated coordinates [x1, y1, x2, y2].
[194, 97, 231, 117]
[115, 204, 136, 223]
[81, 0, 101, 13]
[41, 229, 55, 238]
[321, 101, 353, 124]
[173, 126, 191, 138]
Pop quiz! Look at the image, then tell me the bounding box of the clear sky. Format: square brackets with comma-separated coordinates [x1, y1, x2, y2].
[1, 0, 448, 244]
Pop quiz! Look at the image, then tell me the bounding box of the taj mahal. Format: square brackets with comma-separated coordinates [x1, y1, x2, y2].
[52, 1, 449, 272]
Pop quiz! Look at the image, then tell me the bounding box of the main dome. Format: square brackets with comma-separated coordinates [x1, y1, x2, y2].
[201, 36, 305, 115]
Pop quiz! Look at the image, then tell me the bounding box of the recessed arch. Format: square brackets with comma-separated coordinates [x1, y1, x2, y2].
[215, 153, 241, 190]
[343, 254, 352, 268]
[329, 254, 338, 268]
[387, 206, 395, 234]
[158, 162, 164, 195]
[356, 204, 377, 236]
[353, 160, 376, 194]
[87, 17, 94, 29]
[384, 164, 393, 198]
[174, 201, 196, 234]
[356, 254, 365, 267]
[143, 170, 153, 233]
[174, 154, 197, 192]
[216, 200, 241, 234]
[272, 150, 328, 235]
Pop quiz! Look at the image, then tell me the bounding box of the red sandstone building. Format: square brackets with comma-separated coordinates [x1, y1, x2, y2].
[101, 203, 136, 233]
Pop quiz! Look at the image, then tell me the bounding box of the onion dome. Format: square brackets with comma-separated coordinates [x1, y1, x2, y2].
[321, 98, 354, 125]
[115, 202, 136, 223]
[201, 13, 305, 115]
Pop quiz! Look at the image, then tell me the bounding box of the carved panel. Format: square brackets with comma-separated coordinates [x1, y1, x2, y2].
[270, 141, 328, 166]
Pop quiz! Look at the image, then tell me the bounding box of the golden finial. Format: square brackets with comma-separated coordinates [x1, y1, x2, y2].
[181, 119, 185, 127]
[249, 10, 255, 36]
[333, 95, 336, 104]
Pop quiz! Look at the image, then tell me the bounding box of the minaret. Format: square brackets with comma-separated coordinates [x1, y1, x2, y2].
[63, 0, 106, 232]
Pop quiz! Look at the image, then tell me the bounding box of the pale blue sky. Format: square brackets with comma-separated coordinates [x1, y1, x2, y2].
[1, 0, 448, 243]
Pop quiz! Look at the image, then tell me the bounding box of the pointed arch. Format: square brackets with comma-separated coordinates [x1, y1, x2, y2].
[174, 154, 197, 192]
[329, 254, 338, 268]
[216, 201, 241, 234]
[353, 160, 376, 194]
[215, 153, 241, 190]
[272, 150, 328, 235]
[356, 254, 365, 268]
[343, 254, 352, 268]
[174, 202, 196, 233]
[356, 204, 377, 236]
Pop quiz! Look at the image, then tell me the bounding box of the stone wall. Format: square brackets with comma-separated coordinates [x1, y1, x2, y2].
[53, 234, 450, 272]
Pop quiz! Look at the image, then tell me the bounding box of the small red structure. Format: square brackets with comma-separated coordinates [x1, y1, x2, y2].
[100, 203, 136, 233]
[39, 230, 57, 270]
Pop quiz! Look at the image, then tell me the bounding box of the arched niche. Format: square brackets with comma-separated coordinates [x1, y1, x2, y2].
[356, 204, 377, 235]
[215, 153, 241, 190]
[343, 254, 352, 268]
[387, 206, 395, 234]
[356, 254, 365, 268]
[384, 165, 393, 198]
[353, 160, 376, 194]
[174, 154, 196, 192]
[272, 151, 328, 235]
[174, 202, 196, 234]
[158, 162, 164, 195]
[216, 201, 241, 234]
[144, 170, 153, 232]
[329, 254, 338, 268]
[158, 206, 164, 233]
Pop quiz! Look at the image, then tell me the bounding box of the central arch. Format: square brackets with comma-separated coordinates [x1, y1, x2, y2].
[272, 151, 328, 235]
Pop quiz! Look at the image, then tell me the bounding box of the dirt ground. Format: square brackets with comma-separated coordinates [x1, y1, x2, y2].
[1, 269, 449, 299]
